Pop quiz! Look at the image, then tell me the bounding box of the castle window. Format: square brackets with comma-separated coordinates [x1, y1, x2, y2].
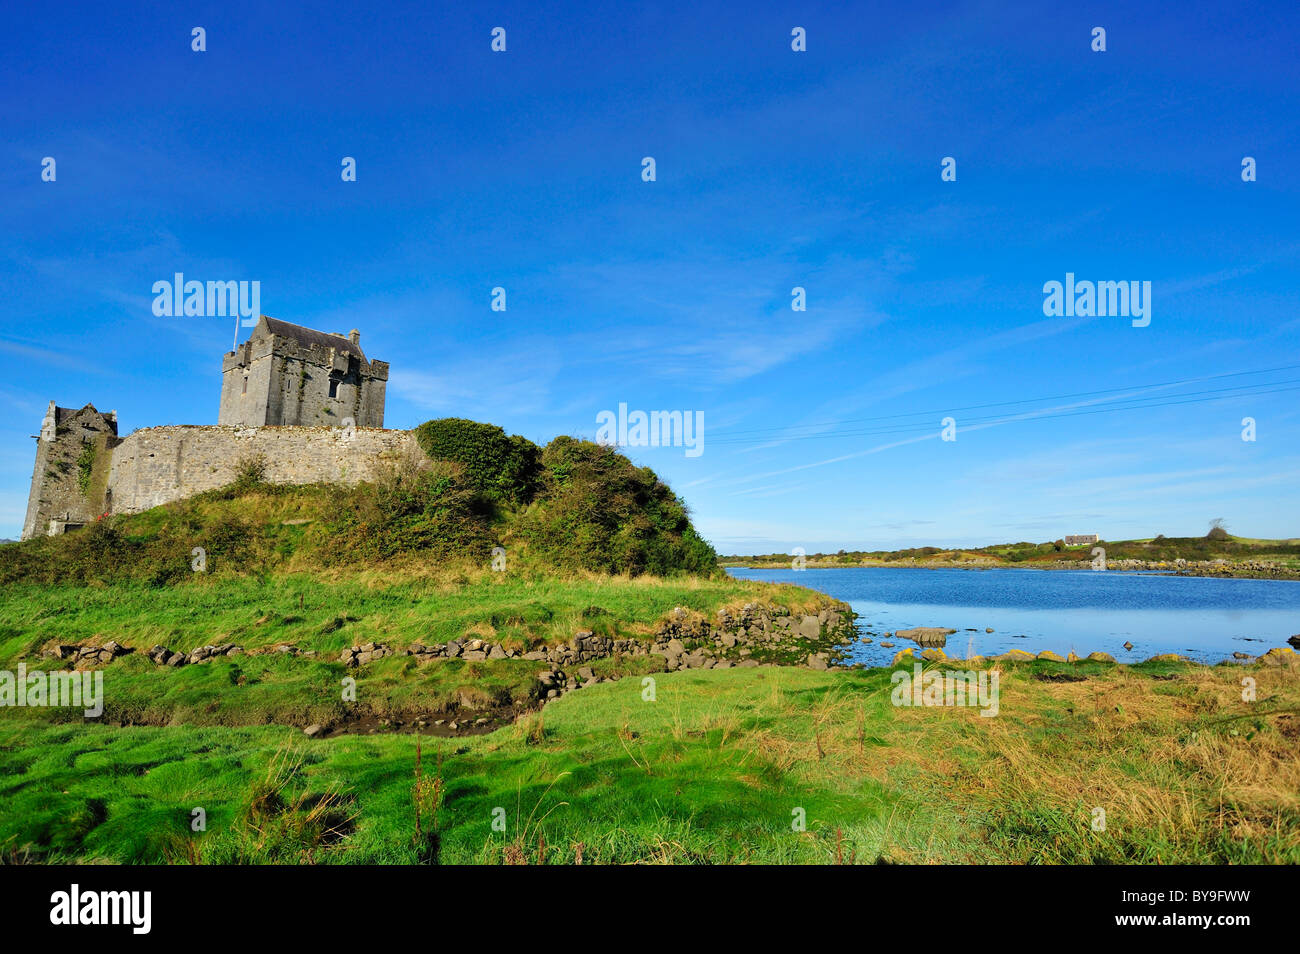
[329, 378, 340, 398]
[241, 375, 248, 396]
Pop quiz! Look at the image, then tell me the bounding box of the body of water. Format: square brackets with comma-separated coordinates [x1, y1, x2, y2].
[726, 566, 1300, 665]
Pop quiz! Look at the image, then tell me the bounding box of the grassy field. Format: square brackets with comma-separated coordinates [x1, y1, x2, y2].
[0, 570, 831, 663]
[3, 441, 1296, 866]
[0, 570, 841, 728]
[3, 656, 1296, 864]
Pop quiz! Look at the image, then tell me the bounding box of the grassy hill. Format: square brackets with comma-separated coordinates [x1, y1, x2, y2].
[0, 419, 717, 585]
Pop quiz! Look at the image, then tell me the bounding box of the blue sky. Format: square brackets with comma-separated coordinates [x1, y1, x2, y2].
[3, 1, 1298, 551]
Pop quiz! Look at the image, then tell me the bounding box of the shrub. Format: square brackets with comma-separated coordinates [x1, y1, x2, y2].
[513, 437, 717, 575]
[319, 460, 496, 564]
[412, 419, 541, 505]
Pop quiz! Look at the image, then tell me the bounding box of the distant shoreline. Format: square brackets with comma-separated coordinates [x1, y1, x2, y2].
[721, 559, 1300, 581]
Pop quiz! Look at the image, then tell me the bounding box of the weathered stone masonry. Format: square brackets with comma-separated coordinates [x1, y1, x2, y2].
[21, 317, 400, 540]
[105, 425, 418, 515]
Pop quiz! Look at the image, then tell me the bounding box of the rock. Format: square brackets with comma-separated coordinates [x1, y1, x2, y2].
[860, 636, 872, 644]
[463, 650, 487, 661]
[666, 638, 685, 656]
[896, 627, 955, 647]
[1260, 647, 1298, 667]
[1123, 641, 1134, 651]
[1145, 653, 1186, 663]
[806, 652, 829, 670]
[304, 724, 324, 738]
[522, 650, 547, 661]
[165, 652, 185, 667]
[1036, 650, 1065, 662]
[1066, 651, 1079, 663]
[1288, 634, 1300, 650]
[879, 641, 895, 649]
[891, 648, 916, 665]
[1086, 652, 1116, 663]
[1233, 652, 1252, 660]
[797, 616, 821, 639]
[985, 628, 994, 633]
[488, 645, 508, 660]
[920, 648, 946, 662]
[993, 649, 1034, 660]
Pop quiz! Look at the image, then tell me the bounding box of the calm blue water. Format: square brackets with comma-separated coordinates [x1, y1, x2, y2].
[726, 567, 1300, 664]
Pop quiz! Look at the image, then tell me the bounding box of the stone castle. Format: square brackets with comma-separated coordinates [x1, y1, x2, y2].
[21, 316, 416, 541]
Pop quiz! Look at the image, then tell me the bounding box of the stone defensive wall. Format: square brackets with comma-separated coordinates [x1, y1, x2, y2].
[106, 424, 419, 515]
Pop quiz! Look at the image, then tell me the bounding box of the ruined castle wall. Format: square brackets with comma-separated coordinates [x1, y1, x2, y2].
[21, 406, 119, 540]
[105, 425, 418, 515]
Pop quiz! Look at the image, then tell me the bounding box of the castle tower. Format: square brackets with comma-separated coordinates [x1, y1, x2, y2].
[219, 316, 388, 427]
[21, 401, 120, 540]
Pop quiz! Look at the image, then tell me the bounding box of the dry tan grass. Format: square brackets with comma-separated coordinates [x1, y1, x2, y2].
[740, 662, 1300, 859]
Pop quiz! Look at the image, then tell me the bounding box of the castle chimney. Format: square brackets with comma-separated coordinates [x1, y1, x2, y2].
[349, 329, 360, 346]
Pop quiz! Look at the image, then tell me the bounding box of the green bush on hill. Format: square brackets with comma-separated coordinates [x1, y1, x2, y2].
[319, 460, 497, 564]
[412, 418, 541, 505]
[512, 437, 717, 576]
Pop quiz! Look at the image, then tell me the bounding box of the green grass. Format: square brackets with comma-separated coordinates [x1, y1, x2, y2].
[0, 571, 828, 664]
[3, 659, 1296, 864]
[0, 570, 842, 728]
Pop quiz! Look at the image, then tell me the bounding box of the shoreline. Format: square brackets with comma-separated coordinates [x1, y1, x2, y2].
[721, 560, 1300, 581]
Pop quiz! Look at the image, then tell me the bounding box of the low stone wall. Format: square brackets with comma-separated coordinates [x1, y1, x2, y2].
[105, 424, 419, 515]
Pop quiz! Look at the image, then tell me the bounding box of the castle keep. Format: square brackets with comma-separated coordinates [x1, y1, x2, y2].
[21, 317, 410, 541]
[220, 316, 388, 427]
